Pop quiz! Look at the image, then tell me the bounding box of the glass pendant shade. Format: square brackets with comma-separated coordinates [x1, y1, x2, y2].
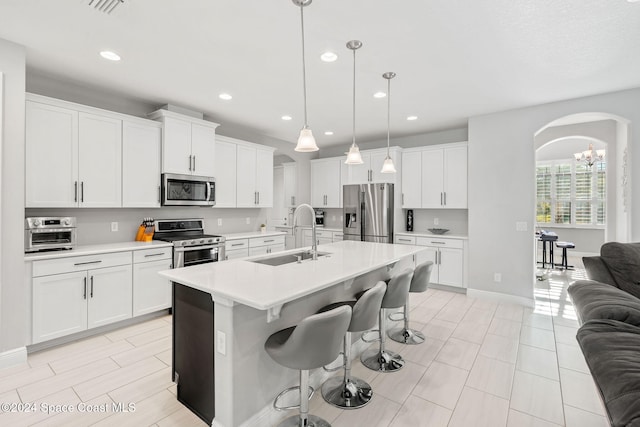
[381, 155, 396, 173]
[345, 144, 364, 164]
[295, 127, 318, 152]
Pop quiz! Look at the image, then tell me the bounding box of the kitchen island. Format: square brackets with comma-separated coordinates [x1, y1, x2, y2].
[159, 240, 425, 427]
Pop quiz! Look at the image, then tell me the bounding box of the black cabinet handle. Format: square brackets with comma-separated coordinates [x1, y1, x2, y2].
[90, 276, 94, 298]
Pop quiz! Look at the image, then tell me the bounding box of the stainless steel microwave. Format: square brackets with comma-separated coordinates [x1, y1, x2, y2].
[161, 173, 215, 207]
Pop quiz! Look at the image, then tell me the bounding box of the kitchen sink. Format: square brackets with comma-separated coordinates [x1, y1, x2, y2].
[249, 250, 330, 266]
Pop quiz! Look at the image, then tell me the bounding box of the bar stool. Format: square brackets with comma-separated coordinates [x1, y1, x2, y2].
[389, 261, 434, 345]
[361, 269, 414, 373]
[265, 306, 352, 427]
[318, 281, 387, 409]
[555, 241, 575, 270]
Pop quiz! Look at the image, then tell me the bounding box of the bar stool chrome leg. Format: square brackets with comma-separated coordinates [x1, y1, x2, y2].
[361, 309, 404, 372]
[321, 331, 373, 409]
[388, 302, 425, 345]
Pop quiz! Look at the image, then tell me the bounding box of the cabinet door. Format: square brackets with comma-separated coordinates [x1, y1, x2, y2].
[214, 140, 237, 207]
[310, 161, 326, 207]
[225, 248, 249, 260]
[443, 146, 468, 208]
[417, 247, 439, 283]
[78, 113, 122, 207]
[332, 232, 343, 242]
[268, 243, 286, 254]
[401, 152, 422, 208]
[283, 163, 297, 207]
[33, 271, 87, 344]
[122, 121, 162, 207]
[324, 160, 342, 208]
[133, 259, 172, 316]
[248, 246, 270, 256]
[255, 148, 274, 207]
[87, 264, 133, 329]
[236, 145, 257, 207]
[421, 149, 445, 208]
[437, 248, 464, 287]
[342, 156, 370, 185]
[163, 117, 192, 174]
[191, 123, 216, 177]
[26, 101, 79, 207]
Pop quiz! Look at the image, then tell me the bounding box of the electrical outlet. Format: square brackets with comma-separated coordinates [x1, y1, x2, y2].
[434, 218, 439, 225]
[246, 217, 250, 225]
[110, 222, 118, 232]
[217, 218, 222, 226]
[332, 215, 336, 221]
[494, 273, 502, 283]
[216, 330, 226, 355]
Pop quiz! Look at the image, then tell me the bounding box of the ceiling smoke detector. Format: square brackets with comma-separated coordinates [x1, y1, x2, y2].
[87, 0, 125, 14]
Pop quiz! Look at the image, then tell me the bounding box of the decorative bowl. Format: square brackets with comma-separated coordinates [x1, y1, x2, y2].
[428, 228, 450, 235]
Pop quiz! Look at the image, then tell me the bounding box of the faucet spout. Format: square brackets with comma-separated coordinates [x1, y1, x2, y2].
[293, 203, 318, 260]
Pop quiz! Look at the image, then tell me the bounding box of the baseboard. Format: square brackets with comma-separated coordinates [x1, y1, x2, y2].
[466, 289, 535, 308]
[0, 347, 28, 369]
[570, 251, 598, 258]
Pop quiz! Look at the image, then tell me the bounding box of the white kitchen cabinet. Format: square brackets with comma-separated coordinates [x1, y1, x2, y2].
[311, 158, 342, 208]
[283, 162, 298, 207]
[133, 247, 173, 316]
[32, 251, 133, 344]
[148, 109, 219, 177]
[421, 149, 445, 209]
[442, 146, 468, 208]
[401, 151, 422, 208]
[236, 144, 274, 208]
[303, 229, 341, 247]
[225, 239, 249, 260]
[342, 147, 401, 185]
[122, 120, 162, 207]
[214, 138, 237, 207]
[249, 235, 285, 255]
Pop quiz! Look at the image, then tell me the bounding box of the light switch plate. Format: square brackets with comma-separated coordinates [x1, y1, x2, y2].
[111, 222, 118, 232]
[246, 217, 250, 225]
[217, 218, 222, 226]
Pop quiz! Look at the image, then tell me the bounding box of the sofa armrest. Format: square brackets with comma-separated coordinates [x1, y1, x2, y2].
[568, 280, 640, 326]
[583, 256, 617, 287]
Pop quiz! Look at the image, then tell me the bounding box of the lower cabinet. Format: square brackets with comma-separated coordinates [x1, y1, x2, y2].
[248, 235, 285, 256]
[133, 248, 173, 316]
[303, 229, 343, 247]
[224, 239, 249, 260]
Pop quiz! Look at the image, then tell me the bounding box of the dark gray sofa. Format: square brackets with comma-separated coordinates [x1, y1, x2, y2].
[568, 242, 640, 427]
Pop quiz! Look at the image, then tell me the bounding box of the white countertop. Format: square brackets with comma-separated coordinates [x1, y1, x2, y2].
[159, 240, 425, 311]
[395, 231, 468, 240]
[24, 241, 173, 261]
[223, 230, 287, 241]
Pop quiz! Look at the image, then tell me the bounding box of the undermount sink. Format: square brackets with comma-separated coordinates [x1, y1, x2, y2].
[249, 250, 330, 266]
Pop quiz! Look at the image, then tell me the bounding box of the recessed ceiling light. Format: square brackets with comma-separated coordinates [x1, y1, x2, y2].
[281, 115, 292, 121]
[320, 51, 338, 62]
[99, 50, 121, 61]
[373, 92, 387, 98]
[219, 93, 232, 100]
[407, 116, 418, 121]
[324, 131, 334, 136]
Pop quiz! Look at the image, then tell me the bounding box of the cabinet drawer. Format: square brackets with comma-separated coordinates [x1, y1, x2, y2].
[416, 237, 464, 249]
[225, 239, 249, 250]
[332, 232, 343, 241]
[249, 235, 285, 248]
[33, 251, 132, 277]
[225, 248, 249, 260]
[394, 235, 416, 245]
[133, 247, 172, 263]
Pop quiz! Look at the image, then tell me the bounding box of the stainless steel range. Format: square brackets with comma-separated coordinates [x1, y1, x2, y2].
[153, 219, 225, 268]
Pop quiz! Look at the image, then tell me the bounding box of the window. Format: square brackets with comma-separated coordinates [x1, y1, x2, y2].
[536, 160, 606, 227]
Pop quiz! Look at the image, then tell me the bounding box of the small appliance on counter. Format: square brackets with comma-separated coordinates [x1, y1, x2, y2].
[25, 217, 77, 253]
[314, 209, 324, 226]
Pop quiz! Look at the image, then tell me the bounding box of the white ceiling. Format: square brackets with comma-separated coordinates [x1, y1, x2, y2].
[2, 0, 640, 148]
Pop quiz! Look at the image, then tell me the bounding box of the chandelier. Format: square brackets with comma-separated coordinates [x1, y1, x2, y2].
[574, 143, 605, 167]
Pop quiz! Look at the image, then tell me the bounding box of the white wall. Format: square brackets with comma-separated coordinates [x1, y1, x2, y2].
[468, 88, 639, 302]
[0, 38, 26, 353]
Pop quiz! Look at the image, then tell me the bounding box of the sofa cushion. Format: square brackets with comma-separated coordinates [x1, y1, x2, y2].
[576, 319, 640, 427]
[600, 242, 640, 299]
[583, 256, 617, 287]
[568, 280, 640, 326]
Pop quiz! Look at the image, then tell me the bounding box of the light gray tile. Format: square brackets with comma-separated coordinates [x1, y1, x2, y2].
[451, 319, 490, 344]
[421, 319, 457, 341]
[27, 336, 112, 367]
[412, 361, 468, 409]
[510, 371, 564, 425]
[448, 386, 509, 427]
[520, 326, 556, 351]
[466, 355, 515, 399]
[559, 368, 605, 416]
[92, 390, 183, 427]
[156, 406, 212, 427]
[0, 387, 80, 427]
[522, 311, 554, 331]
[506, 409, 562, 427]
[390, 395, 451, 427]
[0, 364, 54, 395]
[30, 394, 115, 427]
[110, 336, 172, 367]
[564, 404, 609, 427]
[108, 367, 173, 403]
[553, 324, 579, 346]
[370, 362, 426, 404]
[398, 337, 445, 368]
[494, 304, 524, 322]
[556, 342, 589, 374]
[49, 339, 135, 374]
[332, 394, 401, 427]
[435, 337, 480, 370]
[516, 344, 559, 380]
[479, 334, 519, 364]
[462, 307, 495, 325]
[487, 317, 522, 340]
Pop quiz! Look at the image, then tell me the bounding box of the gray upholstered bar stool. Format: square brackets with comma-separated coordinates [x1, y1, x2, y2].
[318, 281, 387, 409]
[361, 269, 414, 373]
[265, 305, 351, 427]
[389, 261, 434, 345]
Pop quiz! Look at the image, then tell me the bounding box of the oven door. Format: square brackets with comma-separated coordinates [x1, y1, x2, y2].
[174, 245, 224, 268]
[162, 173, 215, 207]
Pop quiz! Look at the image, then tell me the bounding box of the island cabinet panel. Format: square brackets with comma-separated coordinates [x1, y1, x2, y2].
[173, 283, 215, 425]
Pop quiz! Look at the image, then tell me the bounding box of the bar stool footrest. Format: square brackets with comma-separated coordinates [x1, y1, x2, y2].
[273, 385, 315, 411]
[361, 329, 380, 343]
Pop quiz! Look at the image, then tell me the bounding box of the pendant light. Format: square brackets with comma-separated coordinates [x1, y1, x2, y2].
[345, 40, 364, 164]
[293, 0, 318, 152]
[380, 72, 397, 173]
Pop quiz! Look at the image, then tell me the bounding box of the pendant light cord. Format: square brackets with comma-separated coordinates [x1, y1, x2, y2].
[352, 47, 356, 147]
[300, 4, 308, 128]
[386, 77, 391, 156]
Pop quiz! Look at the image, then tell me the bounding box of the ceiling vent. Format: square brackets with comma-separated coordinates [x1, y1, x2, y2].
[86, 0, 125, 15]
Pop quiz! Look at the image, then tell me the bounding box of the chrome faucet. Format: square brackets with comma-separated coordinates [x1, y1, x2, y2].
[293, 203, 317, 260]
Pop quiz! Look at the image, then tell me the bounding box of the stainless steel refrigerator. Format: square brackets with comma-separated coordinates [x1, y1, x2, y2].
[343, 183, 394, 243]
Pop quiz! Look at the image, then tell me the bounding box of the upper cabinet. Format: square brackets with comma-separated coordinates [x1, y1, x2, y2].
[342, 147, 402, 185]
[401, 142, 468, 209]
[122, 120, 162, 208]
[213, 137, 237, 208]
[147, 109, 218, 177]
[311, 157, 342, 208]
[283, 162, 297, 208]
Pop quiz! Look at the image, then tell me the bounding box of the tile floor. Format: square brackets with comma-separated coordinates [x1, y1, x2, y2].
[0, 257, 608, 426]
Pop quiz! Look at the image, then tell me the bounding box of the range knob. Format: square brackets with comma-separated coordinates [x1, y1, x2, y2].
[33, 219, 41, 226]
[63, 218, 70, 226]
[199, 239, 205, 244]
[207, 238, 214, 243]
[181, 241, 188, 246]
[190, 240, 196, 245]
